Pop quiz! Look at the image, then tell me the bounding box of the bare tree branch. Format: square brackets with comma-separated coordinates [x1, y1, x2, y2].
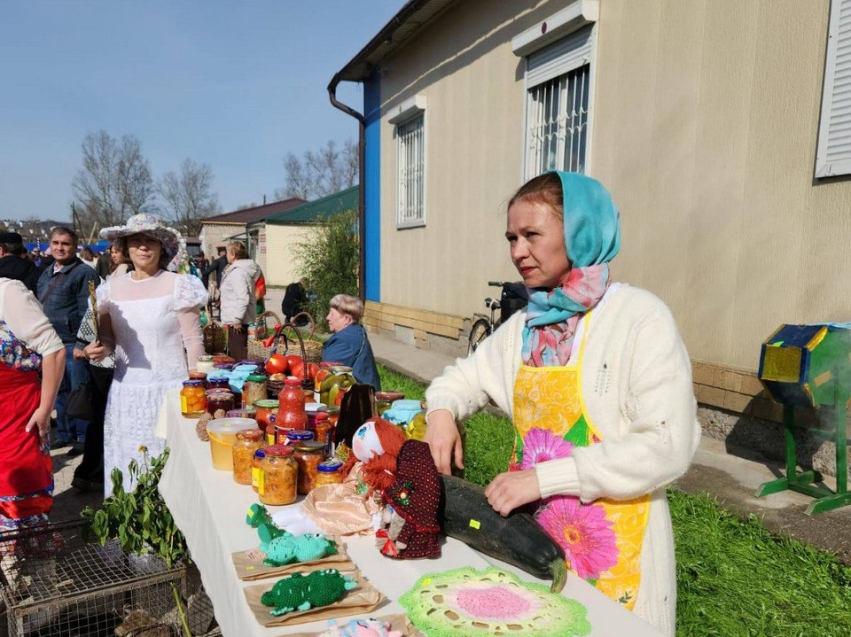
[274, 139, 358, 201]
[157, 158, 221, 236]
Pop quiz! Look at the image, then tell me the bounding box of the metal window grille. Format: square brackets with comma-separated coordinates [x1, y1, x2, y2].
[397, 113, 425, 227]
[525, 63, 590, 178]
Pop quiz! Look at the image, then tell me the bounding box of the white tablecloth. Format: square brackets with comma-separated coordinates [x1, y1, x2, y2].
[157, 389, 663, 637]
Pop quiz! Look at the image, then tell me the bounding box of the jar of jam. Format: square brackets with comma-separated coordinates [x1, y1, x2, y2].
[180, 380, 207, 417]
[207, 377, 231, 392]
[242, 373, 267, 408]
[293, 441, 327, 494]
[251, 449, 266, 492]
[258, 445, 298, 506]
[206, 390, 235, 418]
[188, 370, 208, 388]
[279, 429, 313, 447]
[232, 428, 264, 485]
[313, 458, 345, 487]
[313, 412, 333, 446]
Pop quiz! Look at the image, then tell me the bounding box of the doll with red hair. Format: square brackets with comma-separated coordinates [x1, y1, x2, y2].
[274, 418, 407, 537]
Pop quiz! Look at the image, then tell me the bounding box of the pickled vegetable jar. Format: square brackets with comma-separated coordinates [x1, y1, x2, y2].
[242, 374, 267, 408]
[313, 458, 345, 487]
[181, 380, 207, 417]
[313, 412, 333, 446]
[293, 441, 327, 494]
[232, 428, 264, 485]
[251, 449, 266, 492]
[279, 429, 313, 447]
[254, 399, 279, 434]
[258, 445, 298, 506]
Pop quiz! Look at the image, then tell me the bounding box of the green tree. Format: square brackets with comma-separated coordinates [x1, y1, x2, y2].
[291, 209, 359, 330]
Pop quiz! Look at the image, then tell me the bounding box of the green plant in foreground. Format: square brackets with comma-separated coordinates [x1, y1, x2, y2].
[81, 447, 192, 636]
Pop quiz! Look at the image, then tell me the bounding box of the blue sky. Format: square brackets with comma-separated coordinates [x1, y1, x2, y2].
[0, 0, 405, 222]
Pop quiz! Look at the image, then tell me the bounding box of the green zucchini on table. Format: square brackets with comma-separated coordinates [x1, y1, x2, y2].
[439, 475, 567, 592]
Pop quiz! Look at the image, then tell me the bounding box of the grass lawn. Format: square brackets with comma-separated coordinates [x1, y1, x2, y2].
[378, 365, 851, 637]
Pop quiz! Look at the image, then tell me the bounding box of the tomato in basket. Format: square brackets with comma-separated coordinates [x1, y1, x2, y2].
[265, 354, 289, 376]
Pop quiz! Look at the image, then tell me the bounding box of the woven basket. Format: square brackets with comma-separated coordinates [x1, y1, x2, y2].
[246, 310, 284, 361]
[280, 312, 323, 364]
[268, 320, 315, 391]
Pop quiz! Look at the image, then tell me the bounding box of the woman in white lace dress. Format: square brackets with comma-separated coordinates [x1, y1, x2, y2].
[84, 215, 207, 494]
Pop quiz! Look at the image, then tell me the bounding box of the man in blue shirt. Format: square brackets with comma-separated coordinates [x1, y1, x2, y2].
[37, 227, 100, 453]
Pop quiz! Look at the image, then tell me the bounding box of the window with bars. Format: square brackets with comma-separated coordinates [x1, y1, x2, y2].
[396, 113, 425, 227]
[525, 64, 590, 177]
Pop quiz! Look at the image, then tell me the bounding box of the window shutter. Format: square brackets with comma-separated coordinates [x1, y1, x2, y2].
[816, 0, 851, 177]
[526, 25, 593, 88]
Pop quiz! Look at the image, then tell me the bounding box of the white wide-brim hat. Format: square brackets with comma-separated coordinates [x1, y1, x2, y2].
[99, 214, 185, 263]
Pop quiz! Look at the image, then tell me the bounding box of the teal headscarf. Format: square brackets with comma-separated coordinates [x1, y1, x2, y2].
[521, 172, 621, 365]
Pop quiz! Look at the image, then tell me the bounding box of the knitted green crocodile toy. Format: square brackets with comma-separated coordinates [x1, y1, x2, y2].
[261, 569, 358, 616]
[246, 503, 338, 566]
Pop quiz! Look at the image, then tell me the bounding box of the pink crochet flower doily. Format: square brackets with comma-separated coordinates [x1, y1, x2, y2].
[399, 567, 591, 637]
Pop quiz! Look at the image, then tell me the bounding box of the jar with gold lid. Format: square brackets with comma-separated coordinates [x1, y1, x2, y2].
[232, 428, 264, 485]
[258, 445, 298, 506]
[293, 441, 327, 495]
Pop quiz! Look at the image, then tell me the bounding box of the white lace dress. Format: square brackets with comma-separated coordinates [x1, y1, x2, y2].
[97, 271, 207, 493]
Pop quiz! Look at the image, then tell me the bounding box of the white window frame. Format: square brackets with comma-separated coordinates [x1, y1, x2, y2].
[816, 0, 851, 178]
[391, 95, 427, 229]
[512, 0, 599, 180]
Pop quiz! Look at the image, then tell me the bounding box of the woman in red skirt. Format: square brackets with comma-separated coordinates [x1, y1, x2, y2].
[0, 278, 65, 532]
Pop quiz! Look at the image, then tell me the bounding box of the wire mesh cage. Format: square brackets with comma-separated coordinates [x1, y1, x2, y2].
[0, 520, 218, 637]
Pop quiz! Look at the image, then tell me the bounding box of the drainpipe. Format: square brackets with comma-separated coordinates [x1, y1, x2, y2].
[328, 80, 367, 300]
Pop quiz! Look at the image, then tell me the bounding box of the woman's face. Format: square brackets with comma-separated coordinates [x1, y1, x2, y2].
[226, 249, 236, 264]
[126, 233, 163, 272]
[506, 199, 571, 289]
[326, 307, 352, 333]
[110, 246, 123, 264]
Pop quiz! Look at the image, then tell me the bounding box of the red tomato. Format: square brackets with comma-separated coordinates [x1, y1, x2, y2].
[286, 355, 304, 380]
[306, 362, 320, 385]
[265, 354, 289, 376]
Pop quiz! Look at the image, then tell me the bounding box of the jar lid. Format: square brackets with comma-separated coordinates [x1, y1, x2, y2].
[264, 444, 294, 457]
[183, 379, 204, 386]
[254, 449, 266, 459]
[313, 412, 329, 422]
[294, 441, 326, 453]
[375, 391, 405, 401]
[236, 428, 264, 441]
[197, 355, 213, 362]
[284, 430, 314, 441]
[254, 399, 279, 409]
[188, 371, 207, 379]
[318, 459, 344, 472]
[246, 374, 267, 382]
[284, 377, 301, 387]
[326, 406, 340, 415]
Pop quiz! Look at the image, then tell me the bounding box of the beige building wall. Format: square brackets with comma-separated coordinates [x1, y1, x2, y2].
[375, 0, 851, 374]
[264, 224, 315, 287]
[199, 223, 243, 261]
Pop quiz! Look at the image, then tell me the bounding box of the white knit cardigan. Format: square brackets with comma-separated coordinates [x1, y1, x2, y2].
[425, 285, 700, 636]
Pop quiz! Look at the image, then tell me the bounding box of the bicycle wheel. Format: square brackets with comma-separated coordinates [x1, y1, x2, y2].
[467, 318, 492, 355]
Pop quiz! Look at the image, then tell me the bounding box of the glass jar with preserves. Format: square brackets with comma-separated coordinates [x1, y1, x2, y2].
[207, 377, 230, 392]
[293, 441, 327, 495]
[375, 391, 405, 415]
[254, 399, 279, 434]
[195, 355, 214, 373]
[251, 449, 266, 492]
[313, 458, 345, 487]
[232, 428, 264, 485]
[188, 370, 208, 388]
[279, 429, 313, 447]
[313, 412, 333, 446]
[276, 377, 307, 432]
[258, 445, 298, 506]
[206, 390, 235, 418]
[242, 374, 268, 408]
[180, 380, 207, 417]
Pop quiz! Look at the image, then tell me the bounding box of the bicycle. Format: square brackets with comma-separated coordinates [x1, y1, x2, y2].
[467, 281, 528, 355]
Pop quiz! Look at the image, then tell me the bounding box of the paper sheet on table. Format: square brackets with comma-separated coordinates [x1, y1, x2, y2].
[232, 539, 353, 581]
[243, 571, 384, 627]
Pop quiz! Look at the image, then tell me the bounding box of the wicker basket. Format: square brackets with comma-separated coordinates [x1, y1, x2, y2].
[281, 312, 323, 364]
[246, 310, 284, 361]
[266, 320, 315, 391]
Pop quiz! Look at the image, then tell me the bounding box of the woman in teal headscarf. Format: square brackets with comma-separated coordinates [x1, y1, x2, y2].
[424, 171, 699, 635]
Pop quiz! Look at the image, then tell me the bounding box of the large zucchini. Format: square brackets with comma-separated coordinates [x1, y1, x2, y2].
[439, 475, 567, 592]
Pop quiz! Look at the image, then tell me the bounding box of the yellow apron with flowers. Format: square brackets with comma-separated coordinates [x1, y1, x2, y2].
[512, 312, 650, 609]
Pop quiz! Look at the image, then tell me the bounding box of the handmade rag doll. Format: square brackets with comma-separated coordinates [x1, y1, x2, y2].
[377, 439, 442, 559]
[273, 418, 407, 536]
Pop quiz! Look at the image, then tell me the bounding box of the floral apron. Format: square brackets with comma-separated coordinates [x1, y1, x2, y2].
[511, 312, 649, 609]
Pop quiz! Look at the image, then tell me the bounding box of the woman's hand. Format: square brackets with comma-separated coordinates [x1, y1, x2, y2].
[72, 347, 88, 361]
[423, 409, 464, 475]
[83, 340, 109, 362]
[25, 405, 52, 442]
[485, 469, 542, 517]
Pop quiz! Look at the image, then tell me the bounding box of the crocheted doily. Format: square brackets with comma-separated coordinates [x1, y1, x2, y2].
[399, 567, 591, 637]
